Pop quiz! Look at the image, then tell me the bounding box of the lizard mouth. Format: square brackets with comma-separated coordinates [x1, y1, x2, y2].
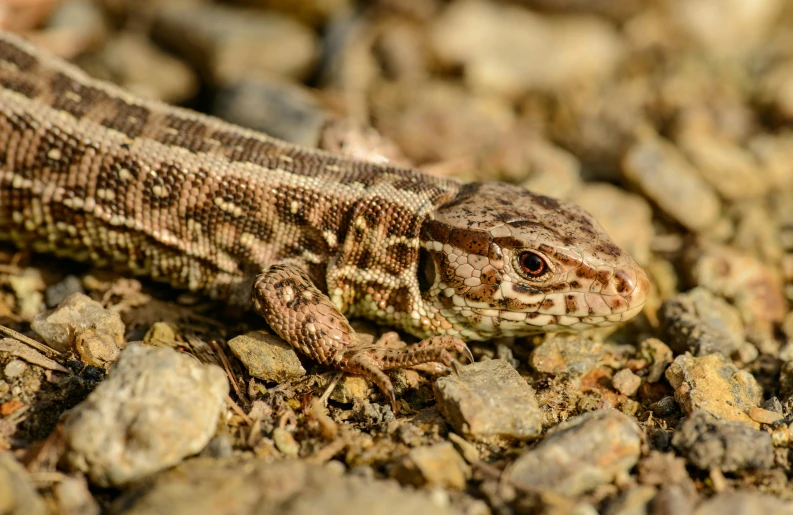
[461, 263, 650, 335]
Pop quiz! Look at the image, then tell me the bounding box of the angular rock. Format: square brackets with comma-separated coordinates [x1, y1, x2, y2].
[612, 369, 641, 397]
[434, 359, 542, 441]
[391, 442, 471, 490]
[114, 457, 458, 515]
[622, 136, 721, 232]
[31, 292, 124, 357]
[665, 353, 763, 428]
[530, 334, 606, 376]
[228, 332, 305, 383]
[64, 344, 228, 487]
[659, 287, 745, 357]
[672, 411, 774, 472]
[330, 375, 371, 404]
[508, 409, 641, 496]
[638, 338, 673, 383]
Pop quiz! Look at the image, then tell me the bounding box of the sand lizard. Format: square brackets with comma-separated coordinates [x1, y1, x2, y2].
[0, 31, 649, 402]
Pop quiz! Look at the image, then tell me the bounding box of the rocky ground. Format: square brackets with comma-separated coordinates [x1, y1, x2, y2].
[1, 0, 793, 513]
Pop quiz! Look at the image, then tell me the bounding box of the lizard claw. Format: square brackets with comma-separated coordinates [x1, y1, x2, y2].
[461, 344, 474, 364]
[388, 390, 398, 414]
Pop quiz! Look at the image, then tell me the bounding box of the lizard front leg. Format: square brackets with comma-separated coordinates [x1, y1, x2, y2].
[252, 261, 472, 404]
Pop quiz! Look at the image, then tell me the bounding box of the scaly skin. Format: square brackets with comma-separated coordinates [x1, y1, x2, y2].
[0, 31, 649, 403]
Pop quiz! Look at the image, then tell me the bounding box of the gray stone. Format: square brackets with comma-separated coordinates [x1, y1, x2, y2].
[659, 287, 745, 357]
[3, 359, 26, 379]
[45, 275, 84, 308]
[213, 77, 329, 148]
[672, 411, 774, 472]
[508, 409, 641, 496]
[65, 343, 228, 487]
[31, 292, 124, 360]
[434, 359, 542, 441]
[228, 332, 305, 383]
[638, 338, 673, 384]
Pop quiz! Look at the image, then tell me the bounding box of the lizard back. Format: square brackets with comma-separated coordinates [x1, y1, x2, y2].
[0, 32, 459, 306]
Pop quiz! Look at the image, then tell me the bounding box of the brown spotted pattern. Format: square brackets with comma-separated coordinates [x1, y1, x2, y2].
[0, 33, 648, 401]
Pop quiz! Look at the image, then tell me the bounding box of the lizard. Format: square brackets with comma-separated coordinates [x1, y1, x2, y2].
[0, 31, 649, 403]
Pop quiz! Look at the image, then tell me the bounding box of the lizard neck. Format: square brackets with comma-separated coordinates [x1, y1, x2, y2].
[325, 179, 461, 335]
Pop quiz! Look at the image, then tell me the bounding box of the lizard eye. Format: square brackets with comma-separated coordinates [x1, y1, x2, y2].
[518, 251, 548, 278]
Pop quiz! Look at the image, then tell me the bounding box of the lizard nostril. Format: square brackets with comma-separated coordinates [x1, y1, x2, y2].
[614, 268, 636, 296]
[615, 265, 650, 309]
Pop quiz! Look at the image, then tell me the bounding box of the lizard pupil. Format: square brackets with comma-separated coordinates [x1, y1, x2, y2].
[519, 252, 546, 277]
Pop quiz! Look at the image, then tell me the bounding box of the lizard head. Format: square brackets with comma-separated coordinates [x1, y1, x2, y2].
[418, 182, 649, 339]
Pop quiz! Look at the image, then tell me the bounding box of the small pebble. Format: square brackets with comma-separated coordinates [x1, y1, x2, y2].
[391, 442, 471, 489]
[612, 369, 641, 397]
[748, 407, 783, 425]
[3, 360, 27, 379]
[228, 332, 306, 383]
[272, 428, 300, 457]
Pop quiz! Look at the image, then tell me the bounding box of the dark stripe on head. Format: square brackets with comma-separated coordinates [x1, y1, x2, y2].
[448, 227, 491, 255]
[492, 236, 524, 249]
[420, 219, 451, 244]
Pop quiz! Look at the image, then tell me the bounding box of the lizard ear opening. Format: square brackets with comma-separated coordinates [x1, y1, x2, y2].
[418, 248, 436, 293]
